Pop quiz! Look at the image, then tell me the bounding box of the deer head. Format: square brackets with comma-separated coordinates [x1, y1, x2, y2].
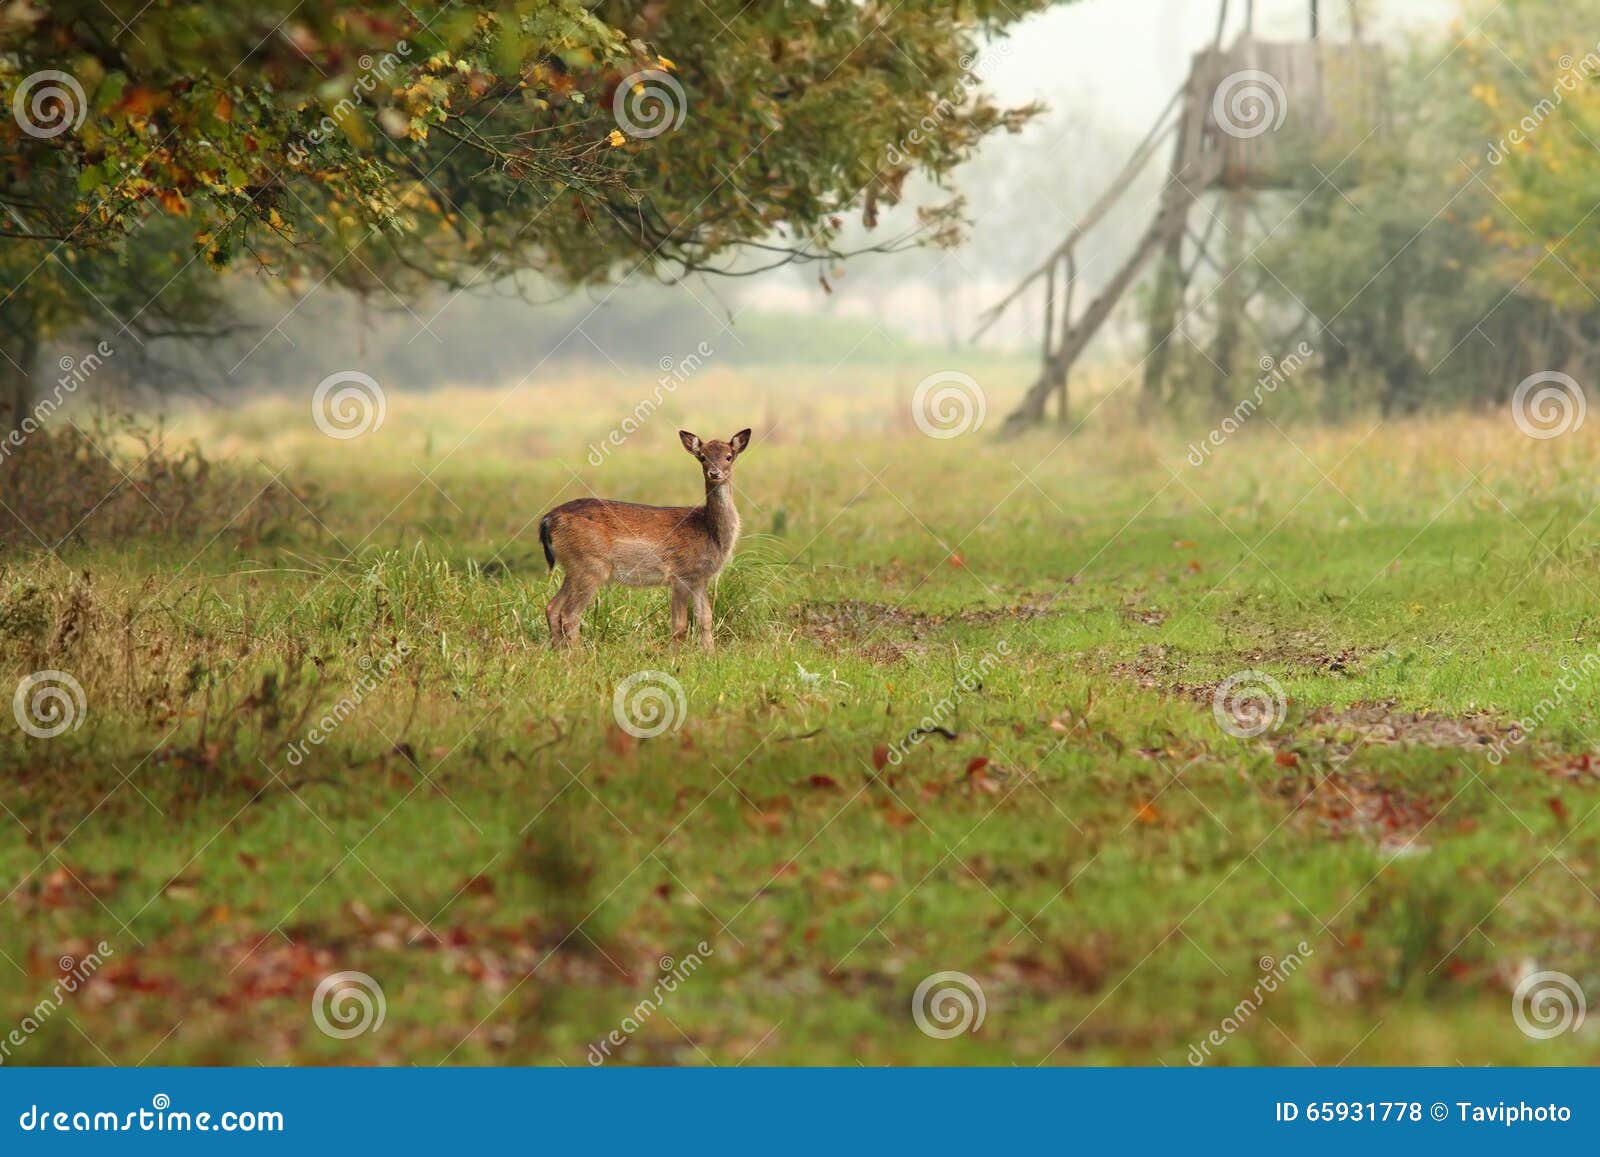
[679, 428, 751, 488]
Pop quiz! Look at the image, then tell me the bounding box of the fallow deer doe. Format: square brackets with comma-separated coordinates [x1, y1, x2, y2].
[539, 429, 751, 649]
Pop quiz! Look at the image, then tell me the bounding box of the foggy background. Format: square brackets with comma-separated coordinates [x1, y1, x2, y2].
[168, 0, 1460, 397]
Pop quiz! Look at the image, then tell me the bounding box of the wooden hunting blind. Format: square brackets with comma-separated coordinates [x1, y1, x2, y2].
[981, 3, 1387, 434]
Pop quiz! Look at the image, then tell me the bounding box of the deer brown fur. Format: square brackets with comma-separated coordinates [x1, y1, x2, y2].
[540, 429, 751, 649]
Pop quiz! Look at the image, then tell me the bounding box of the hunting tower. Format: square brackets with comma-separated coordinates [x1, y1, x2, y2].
[980, 0, 1386, 434]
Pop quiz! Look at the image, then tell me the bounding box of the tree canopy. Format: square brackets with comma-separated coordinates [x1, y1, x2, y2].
[0, 0, 1052, 403]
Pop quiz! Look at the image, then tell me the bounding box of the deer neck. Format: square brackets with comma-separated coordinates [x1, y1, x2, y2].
[704, 480, 740, 549]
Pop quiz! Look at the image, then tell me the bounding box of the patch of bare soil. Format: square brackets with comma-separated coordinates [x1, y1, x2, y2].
[1274, 770, 1443, 854]
[1112, 642, 1365, 694]
[1297, 701, 1518, 752]
[793, 597, 1058, 661]
[1537, 752, 1600, 783]
[1110, 645, 1517, 757]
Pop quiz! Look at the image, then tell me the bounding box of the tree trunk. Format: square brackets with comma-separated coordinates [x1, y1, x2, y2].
[1209, 193, 1249, 410]
[0, 324, 38, 440]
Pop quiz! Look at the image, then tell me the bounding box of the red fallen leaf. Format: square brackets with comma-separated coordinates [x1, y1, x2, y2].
[966, 756, 1000, 795]
[237, 852, 259, 872]
[872, 743, 890, 771]
[769, 860, 799, 878]
[1274, 751, 1299, 767]
[1455, 818, 1480, 835]
[1185, 559, 1202, 573]
[461, 874, 494, 896]
[654, 882, 672, 900]
[606, 727, 637, 757]
[1171, 539, 1197, 550]
[118, 87, 165, 118]
[1445, 956, 1472, 980]
[806, 774, 839, 790]
[948, 552, 966, 568]
[745, 811, 785, 835]
[1133, 801, 1161, 825]
[880, 802, 915, 828]
[1548, 796, 1570, 823]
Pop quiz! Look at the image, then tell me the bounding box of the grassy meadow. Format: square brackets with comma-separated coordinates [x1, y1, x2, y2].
[4, 361, 1600, 1066]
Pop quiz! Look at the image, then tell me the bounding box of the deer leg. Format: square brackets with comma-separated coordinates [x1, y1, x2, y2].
[691, 584, 714, 651]
[560, 575, 602, 645]
[545, 577, 572, 647]
[670, 583, 690, 644]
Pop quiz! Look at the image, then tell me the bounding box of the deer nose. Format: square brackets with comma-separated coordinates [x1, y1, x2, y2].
[707, 468, 727, 481]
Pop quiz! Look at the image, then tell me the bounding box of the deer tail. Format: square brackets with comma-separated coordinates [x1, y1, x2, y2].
[539, 513, 556, 570]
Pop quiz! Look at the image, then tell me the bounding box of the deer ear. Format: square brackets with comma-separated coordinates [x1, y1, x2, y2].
[679, 430, 702, 454]
[729, 428, 752, 455]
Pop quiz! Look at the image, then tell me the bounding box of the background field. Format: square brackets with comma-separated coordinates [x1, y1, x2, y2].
[4, 367, 1600, 1066]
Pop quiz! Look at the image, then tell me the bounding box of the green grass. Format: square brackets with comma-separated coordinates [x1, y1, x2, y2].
[4, 376, 1600, 1066]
